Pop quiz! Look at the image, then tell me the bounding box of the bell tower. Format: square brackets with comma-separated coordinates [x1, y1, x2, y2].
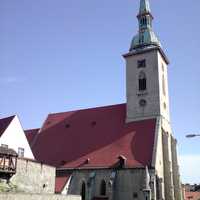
[123, 0, 170, 123]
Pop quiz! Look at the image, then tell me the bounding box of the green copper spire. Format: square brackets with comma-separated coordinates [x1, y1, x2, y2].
[139, 0, 151, 14]
[130, 0, 161, 51]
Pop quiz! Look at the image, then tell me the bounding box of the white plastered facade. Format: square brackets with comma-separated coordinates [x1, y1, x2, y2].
[0, 115, 34, 159]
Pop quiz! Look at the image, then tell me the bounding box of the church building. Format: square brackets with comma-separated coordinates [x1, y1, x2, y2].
[26, 0, 183, 199]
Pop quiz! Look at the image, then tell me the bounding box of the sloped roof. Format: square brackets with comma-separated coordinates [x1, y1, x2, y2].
[0, 116, 15, 137]
[31, 104, 157, 168]
[25, 128, 39, 147]
[185, 191, 200, 200]
[55, 175, 71, 193]
[0, 146, 17, 156]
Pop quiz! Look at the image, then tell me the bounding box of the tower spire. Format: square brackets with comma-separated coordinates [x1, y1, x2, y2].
[130, 0, 161, 51]
[139, 0, 151, 14]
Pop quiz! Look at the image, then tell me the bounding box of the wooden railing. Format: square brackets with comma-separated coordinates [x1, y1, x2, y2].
[0, 155, 17, 174]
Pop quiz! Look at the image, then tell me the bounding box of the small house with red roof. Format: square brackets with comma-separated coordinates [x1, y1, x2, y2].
[184, 192, 200, 200]
[0, 115, 34, 159]
[25, 0, 183, 200]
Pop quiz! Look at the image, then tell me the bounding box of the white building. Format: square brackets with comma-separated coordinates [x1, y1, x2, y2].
[0, 115, 34, 159]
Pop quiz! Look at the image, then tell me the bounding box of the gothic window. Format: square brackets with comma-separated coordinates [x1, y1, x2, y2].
[139, 72, 147, 91]
[162, 64, 164, 71]
[100, 180, 106, 196]
[140, 17, 147, 27]
[147, 18, 150, 26]
[81, 182, 86, 200]
[156, 176, 160, 199]
[162, 74, 166, 96]
[141, 34, 144, 43]
[140, 19, 143, 26]
[144, 17, 147, 25]
[163, 102, 167, 110]
[139, 34, 144, 44]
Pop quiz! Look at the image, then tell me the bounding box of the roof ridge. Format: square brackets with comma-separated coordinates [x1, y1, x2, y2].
[0, 115, 15, 121]
[48, 103, 126, 116]
[25, 128, 40, 132]
[0, 115, 16, 137]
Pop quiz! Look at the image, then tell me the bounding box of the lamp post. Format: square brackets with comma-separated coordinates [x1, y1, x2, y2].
[186, 134, 200, 138]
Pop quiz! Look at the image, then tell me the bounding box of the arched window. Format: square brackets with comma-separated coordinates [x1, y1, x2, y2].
[140, 19, 143, 26]
[139, 72, 147, 91]
[100, 180, 106, 196]
[144, 17, 147, 25]
[139, 34, 144, 44]
[162, 74, 166, 96]
[81, 182, 86, 200]
[147, 18, 150, 26]
[140, 18, 145, 26]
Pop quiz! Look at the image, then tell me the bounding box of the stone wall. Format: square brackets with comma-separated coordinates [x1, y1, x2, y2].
[124, 49, 170, 123]
[162, 130, 175, 200]
[58, 168, 156, 200]
[10, 158, 55, 194]
[171, 136, 183, 200]
[0, 193, 81, 200]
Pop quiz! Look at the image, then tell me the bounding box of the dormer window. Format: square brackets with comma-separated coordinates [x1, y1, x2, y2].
[139, 72, 147, 91]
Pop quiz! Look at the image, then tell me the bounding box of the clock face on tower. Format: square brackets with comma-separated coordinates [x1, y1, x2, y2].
[139, 99, 147, 107]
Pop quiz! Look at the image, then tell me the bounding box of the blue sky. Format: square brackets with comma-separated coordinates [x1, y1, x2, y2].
[0, 0, 199, 183]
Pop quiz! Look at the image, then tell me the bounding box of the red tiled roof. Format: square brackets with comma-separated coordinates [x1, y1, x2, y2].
[185, 192, 200, 200]
[31, 104, 157, 168]
[25, 128, 39, 147]
[55, 175, 71, 193]
[0, 116, 15, 137]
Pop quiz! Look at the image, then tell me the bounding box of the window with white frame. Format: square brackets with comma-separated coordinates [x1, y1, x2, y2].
[18, 147, 24, 157]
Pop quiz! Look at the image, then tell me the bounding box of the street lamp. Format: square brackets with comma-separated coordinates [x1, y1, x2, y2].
[186, 134, 200, 138]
